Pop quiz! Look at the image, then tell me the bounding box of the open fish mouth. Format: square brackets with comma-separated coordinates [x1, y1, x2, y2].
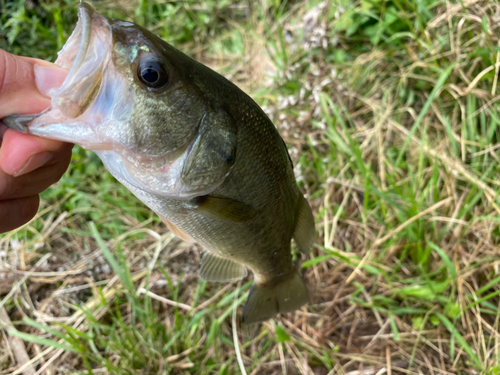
[2, 3, 114, 148]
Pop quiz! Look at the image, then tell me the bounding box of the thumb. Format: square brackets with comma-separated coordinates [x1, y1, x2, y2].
[0, 49, 67, 118]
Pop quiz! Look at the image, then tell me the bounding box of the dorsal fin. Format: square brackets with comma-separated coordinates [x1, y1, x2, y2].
[293, 195, 315, 254]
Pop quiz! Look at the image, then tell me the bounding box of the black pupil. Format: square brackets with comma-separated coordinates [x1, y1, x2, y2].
[142, 67, 159, 83]
[138, 60, 167, 88]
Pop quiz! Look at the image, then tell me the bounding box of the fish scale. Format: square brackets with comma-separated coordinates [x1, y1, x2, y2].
[2, 2, 315, 324]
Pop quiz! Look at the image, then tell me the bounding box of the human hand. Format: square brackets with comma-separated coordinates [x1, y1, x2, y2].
[0, 49, 71, 233]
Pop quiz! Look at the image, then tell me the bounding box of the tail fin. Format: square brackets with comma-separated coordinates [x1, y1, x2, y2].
[241, 270, 309, 324]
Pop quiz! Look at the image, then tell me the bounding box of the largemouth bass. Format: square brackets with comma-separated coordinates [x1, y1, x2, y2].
[3, 3, 315, 323]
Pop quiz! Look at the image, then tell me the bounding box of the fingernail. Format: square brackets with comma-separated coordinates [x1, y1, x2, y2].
[35, 65, 68, 97]
[14, 152, 53, 177]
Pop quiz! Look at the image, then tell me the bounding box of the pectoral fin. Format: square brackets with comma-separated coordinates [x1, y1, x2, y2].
[293, 195, 315, 254]
[199, 251, 247, 282]
[186, 195, 257, 222]
[181, 110, 237, 194]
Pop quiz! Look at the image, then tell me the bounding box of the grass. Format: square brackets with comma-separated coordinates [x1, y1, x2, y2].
[2, 0, 500, 373]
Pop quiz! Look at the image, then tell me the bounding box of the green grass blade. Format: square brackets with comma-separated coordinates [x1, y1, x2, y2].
[395, 64, 455, 166]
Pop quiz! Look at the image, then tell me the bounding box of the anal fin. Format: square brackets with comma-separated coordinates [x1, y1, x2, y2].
[199, 251, 247, 282]
[293, 195, 315, 254]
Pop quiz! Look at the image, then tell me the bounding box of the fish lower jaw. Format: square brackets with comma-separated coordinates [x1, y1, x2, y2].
[52, 3, 112, 119]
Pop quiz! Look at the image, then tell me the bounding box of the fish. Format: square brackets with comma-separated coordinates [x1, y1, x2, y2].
[2, 2, 315, 323]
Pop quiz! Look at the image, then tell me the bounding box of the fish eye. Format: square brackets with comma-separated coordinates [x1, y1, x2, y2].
[137, 59, 168, 89]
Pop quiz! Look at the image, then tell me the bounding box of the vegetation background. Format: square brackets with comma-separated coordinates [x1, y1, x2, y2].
[1, 0, 500, 373]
